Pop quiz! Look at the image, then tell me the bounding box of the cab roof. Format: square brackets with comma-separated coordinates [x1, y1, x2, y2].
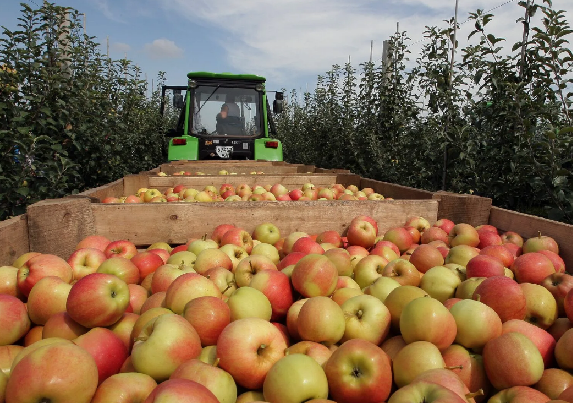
[187, 71, 266, 82]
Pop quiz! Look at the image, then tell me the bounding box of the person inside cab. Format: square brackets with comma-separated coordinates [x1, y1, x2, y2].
[216, 102, 242, 135]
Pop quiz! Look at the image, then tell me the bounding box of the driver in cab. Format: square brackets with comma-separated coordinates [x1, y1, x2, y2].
[216, 102, 241, 135]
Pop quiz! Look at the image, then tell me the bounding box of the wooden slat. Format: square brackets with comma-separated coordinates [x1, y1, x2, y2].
[432, 191, 492, 227]
[147, 174, 344, 191]
[27, 198, 96, 260]
[489, 206, 573, 272]
[91, 200, 439, 246]
[123, 174, 151, 197]
[360, 178, 434, 200]
[0, 215, 30, 266]
[78, 178, 124, 201]
[160, 165, 303, 175]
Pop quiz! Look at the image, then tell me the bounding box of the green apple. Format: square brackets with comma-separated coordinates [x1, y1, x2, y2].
[187, 239, 218, 256]
[170, 358, 237, 403]
[251, 243, 280, 265]
[364, 276, 401, 303]
[340, 294, 391, 344]
[252, 223, 281, 245]
[419, 266, 462, 302]
[392, 341, 446, 388]
[227, 286, 272, 322]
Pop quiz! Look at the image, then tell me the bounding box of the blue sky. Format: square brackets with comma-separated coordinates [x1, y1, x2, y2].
[1, 0, 572, 94]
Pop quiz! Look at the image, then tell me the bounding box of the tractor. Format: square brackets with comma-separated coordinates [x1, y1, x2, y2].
[162, 71, 284, 161]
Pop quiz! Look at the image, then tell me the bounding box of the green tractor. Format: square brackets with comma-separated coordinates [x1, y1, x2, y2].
[162, 71, 284, 161]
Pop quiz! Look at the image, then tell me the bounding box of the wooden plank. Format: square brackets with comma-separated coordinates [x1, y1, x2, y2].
[432, 191, 492, 227]
[27, 198, 96, 260]
[0, 214, 30, 266]
[360, 178, 433, 200]
[315, 168, 352, 174]
[123, 174, 151, 197]
[147, 174, 343, 191]
[78, 179, 124, 201]
[160, 165, 303, 175]
[489, 206, 573, 272]
[91, 200, 439, 246]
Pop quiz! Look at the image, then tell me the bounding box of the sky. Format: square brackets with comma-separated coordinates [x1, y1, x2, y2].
[1, 0, 572, 94]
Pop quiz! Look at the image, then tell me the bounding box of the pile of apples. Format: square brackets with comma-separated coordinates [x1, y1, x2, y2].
[157, 170, 266, 176]
[102, 182, 387, 203]
[1, 215, 573, 403]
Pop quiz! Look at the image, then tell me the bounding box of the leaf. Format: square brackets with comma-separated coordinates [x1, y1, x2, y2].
[15, 187, 29, 196]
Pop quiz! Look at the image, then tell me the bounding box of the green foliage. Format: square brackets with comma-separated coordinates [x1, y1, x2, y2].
[275, 2, 573, 224]
[0, 2, 168, 219]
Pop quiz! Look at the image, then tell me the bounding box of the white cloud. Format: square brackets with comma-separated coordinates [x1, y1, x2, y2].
[111, 42, 131, 53]
[92, 0, 126, 23]
[155, 0, 572, 86]
[144, 39, 184, 60]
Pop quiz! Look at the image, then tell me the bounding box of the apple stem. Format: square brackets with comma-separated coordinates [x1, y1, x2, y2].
[466, 389, 484, 399]
[202, 233, 208, 241]
[444, 365, 464, 370]
[212, 358, 220, 367]
[257, 344, 267, 356]
[222, 281, 235, 295]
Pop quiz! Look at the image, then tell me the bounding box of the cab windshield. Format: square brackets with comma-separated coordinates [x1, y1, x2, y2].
[190, 86, 262, 137]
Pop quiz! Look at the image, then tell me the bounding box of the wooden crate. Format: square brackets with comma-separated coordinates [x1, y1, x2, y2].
[0, 198, 439, 264]
[156, 163, 317, 175]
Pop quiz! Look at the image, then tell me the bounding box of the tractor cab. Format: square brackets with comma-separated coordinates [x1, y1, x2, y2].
[162, 72, 284, 161]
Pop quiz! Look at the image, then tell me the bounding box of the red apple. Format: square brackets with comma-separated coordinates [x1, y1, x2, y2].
[17, 254, 73, 297]
[480, 245, 515, 268]
[221, 228, 254, 254]
[533, 368, 573, 400]
[91, 372, 157, 403]
[182, 296, 231, 347]
[477, 230, 503, 249]
[488, 386, 549, 403]
[542, 273, 573, 317]
[0, 294, 30, 345]
[143, 378, 219, 403]
[97, 256, 141, 285]
[502, 319, 557, 368]
[382, 227, 414, 253]
[466, 255, 506, 279]
[511, 253, 556, 285]
[347, 216, 377, 249]
[76, 235, 111, 252]
[292, 237, 325, 255]
[42, 311, 88, 340]
[408, 244, 444, 274]
[538, 250, 566, 273]
[131, 252, 164, 280]
[163, 272, 222, 315]
[104, 240, 137, 259]
[68, 248, 107, 280]
[291, 254, 338, 298]
[422, 226, 450, 245]
[472, 276, 527, 322]
[434, 218, 455, 234]
[26, 275, 72, 325]
[298, 296, 345, 346]
[501, 231, 525, 247]
[249, 269, 293, 321]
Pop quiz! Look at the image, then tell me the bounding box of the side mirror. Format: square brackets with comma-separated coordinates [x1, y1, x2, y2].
[273, 92, 284, 113]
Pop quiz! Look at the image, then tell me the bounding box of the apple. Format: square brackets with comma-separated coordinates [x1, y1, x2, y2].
[455, 277, 487, 299]
[297, 296, 345, 346]
[324, 339, 392, 403]
[405, 226, 422, 244]
[501, 319, 556, 368]
[187, 239, 218, 256]
[411, 368, 473, 402]
[520, 282, 558, 329]
[538, 250, 566, 273]
[449, 223, 480, 247]
[353, 255, 389, 289]
[68, 248, 107, 280]
[131, 252, 164, 280]
[221, 228, 254, 254]
[5, 342, 99, 403]
[91, 372, 157, 403]
[0, 265, 24, 299]
[286, 298, 308, 340]
[335, 275, 361, 290]
[364, 275, 401, 303]
[148, 248, 170, 264]
[204, 267, 236, 297]
[316, 230, 342, 248]
[384, 285, 429, 330]
[263, 354, 328, 402]
[408, 244, 444, 274]
[381, 258, 422, 287]
[227, 286, 272, 321]
[251, 243, 280, 265]
[183, 296, 230, 346]
[501, 231, 525, 247]
[167, 251, 197, 267]
[449, 299, 503, 350]
[73, 327, 128, 384]
[164, 272, 222, 315]
[42, 311, 88, 340]
[523, 233, 559, 254]
[400, 296, 457, 350]
[151, 263, 196, 294]
[104, 240, 137, 259]
[17, 253, 73, 297]
[97, 256, 141, 285]
[234, 254, 277, 287]
[23, 326, 43, 346]
[548, 317, 573, 341]
[132, 313, 201, 381]
[340, 294, 391, 344]
[419, 265, 462, 302]
[511, 253, 556, 284]
[554, 328, 573, 370]
[107, 312, 139, 350]
[76, 235, 111, 252]
[219, 244, 249, 269]
[434, 218, 455, 234]
[292, 237, 325, 255]
[193, 248, 233, 275]
[421, 226, 450, 245]
[331, 287, 363, 306]
[441, 344, 490, 400]
[445, 244, 480, 266]
[380, 335, 407, 359]
[534, 368, 573, 399]
[216, 317, 287, 390]
[249, 269, 293, 321]
[383, 227, 414, 253]
[0, 294, 30, 345]
[0, 344, 23, 376]
[483, 332, 544, 389]
[541, 273, 573, 317]
[465, 255, 505, 278]
[388, 381, 467, 403]
[287, 341, 333, 367]
[392, 340, 446, 388]
[26, 275, 72, 325]
[291, 254, 338, 298]
[66, 273, 130, 328]
[477, 230, 503, 249]
[211, 224, 235, 245]
[170, 358, 237, 403]
[472, 276, 527, 322]
[485, 386, 550, 403]
[143, 378, 219, 403]
[347, 216, 377, 249]
[480, 244, 515, 268]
